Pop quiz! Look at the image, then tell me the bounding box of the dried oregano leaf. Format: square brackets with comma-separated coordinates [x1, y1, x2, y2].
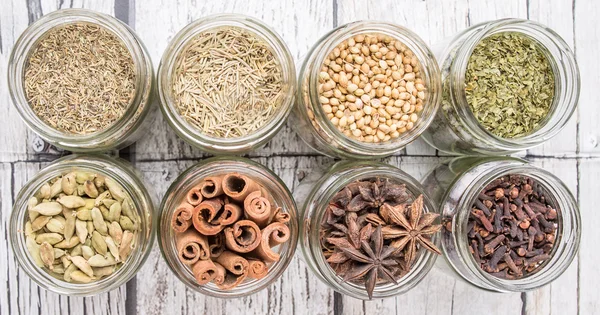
[465, 32, 555, 138]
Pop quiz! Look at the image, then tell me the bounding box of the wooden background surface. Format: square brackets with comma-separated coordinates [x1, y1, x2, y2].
[1, 0, 598, 314]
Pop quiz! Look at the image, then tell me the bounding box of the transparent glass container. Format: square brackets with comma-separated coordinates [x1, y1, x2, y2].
[291, 21, 441, 159]
[422, 156, 580, 292]
[294, 161, 440, 299]
[7, 9, 155, 152]
[158, 157, 298, 297]
[157, 14, 296, 155]
[422, 19, 580, 155]
[9, 154, 156, 296]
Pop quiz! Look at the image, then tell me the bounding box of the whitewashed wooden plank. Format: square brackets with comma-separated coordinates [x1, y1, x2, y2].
[523, 158, 579, 315]
[526, 0, 577, 157]
[134, 156, 335, 315]
[575, 0, 600, 156]
[2, 162, 128, 315]
[132, 0, 334, 161]
[578, 158, 600, 314]
[0, 1, 33, 162]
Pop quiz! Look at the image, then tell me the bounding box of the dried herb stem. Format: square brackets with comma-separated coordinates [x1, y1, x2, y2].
[172, 27, 283, 138]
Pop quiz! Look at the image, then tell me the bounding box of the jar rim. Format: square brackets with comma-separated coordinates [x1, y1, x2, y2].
[9, 154, 156, 296]
[7, 9, 154, 152]
[158, 156, 298, 297]
[301, 161, 439, 299]
[447, 18, 580, 149]
[447, 159, 580, 291]
[306, 21, 442, 157]
[157, 14, 297, 154]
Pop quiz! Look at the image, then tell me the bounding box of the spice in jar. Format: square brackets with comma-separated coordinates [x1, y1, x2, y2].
[24, 23, 136, 135]
[171, 27, 284, 138]
[466, 175, 558, 279]
[23, 171, 139, 283]
[319, 178, 441, 299]
[171, 173, 291, 289]
[318, 33, 427, 143]
[465, 32, 555, 138]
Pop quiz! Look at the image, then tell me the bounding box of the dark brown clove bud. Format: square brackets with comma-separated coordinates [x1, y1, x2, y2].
[471, 209, 494, 232]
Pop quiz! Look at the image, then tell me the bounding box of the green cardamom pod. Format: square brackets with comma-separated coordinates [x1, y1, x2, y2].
[75, 219, 88, 244]
[70, 244, 83, 257]
[119, 231, 135, 261]
[25, 221, 34, 237]
[57, 195, 86, 208]
[38, 183, 51, 200]
[54, 236, 80, 249]
[94, 190, 111, 207]
[70, 255, 94, 277]
[45, 218, 65, 234]
[84, 180, 99, 198]
[32, 202, 63, 216]
[105, 178, 126, 201]
[54, 248, 66, 259]
[35, 233, 63, 245]
[26, 236, 44, 267]
[76, 184, 85, 196]
[82, 245, 94, 260]
[63, 210, 76, 240]
[31, 215, 51, 232]
[76, 171, 96, 184]
[63, 262, 78, 282]
[61, 172, 77, 195]
[94, 175, 105, 189]
[99, 205, 110, 220]
[39, 242, 55, 269]
[121, 197, 135, 219]
[108, 202, 121, 222]
[91, 207, 108, 235]
[86, 221, 95, 235]
[102, 199, 117, 208]
[50, 180, 62, 198]
[91, 231, 107, 255]
[27, 196, 39, 211]
[108, 221, 123, 245]
[92, 266, 115, 278]
[119, 216, 135, 231]
[87, 253, 117, 267]
[76, 209, 92, 221]
[105, 236, 120, 262]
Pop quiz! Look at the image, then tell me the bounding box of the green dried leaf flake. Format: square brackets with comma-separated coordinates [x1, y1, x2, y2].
[465, 32, 555, 138]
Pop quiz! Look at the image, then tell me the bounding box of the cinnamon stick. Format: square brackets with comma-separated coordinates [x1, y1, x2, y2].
[215, 202, 243, 226]
[186, 187, 203, 206]
[200, 175, 225, 199]
[216, 270, 248, 290]
[172, 202, 194, 233]
[243, 191, 272, 228]
[224, 220, 262, 253]
[209, 234, 224, 258]
[223, 173, 260, 202]
[271, 207, 290, 224]
[213, 262, 227, 286]
[191, 259, 217, 285]
[192, 198, 225, 235]
[248, 259, 269, 280]
[176, 229, 210, 265]
[251, 222, 291, 263]
[216, 251, 249, 275]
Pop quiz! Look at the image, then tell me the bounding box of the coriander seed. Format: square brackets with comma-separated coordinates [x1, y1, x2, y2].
[318, 33, 427, 143]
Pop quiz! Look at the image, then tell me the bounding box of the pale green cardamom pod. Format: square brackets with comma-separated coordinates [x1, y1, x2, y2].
[119, 216, 135, 231]
[86, 221, 95, 235]
[39, 242, 55, 269]
[99, 206, 110, 221]
[36, 233, 63, 245]
[27, 196, 39, 211]
[25, 221, 34, 237]
[105, 236, 120, 262]
[121, 197, 135, 219]
[76, 184, 85, 196]
[63, 263, 78, 282]
[119, 231, 135, 261]
[57, 195, 86, 208]
[84, 180, 99, 198]
[54, 248, 66, 259]
[108, 221, 123, 245]
[76, 171, 96, 184]
[82, 245, 94, 260]
[102, 199, 117, 208]
[91, 207, 108, 235]
[61, 255, 72, 269]
[46, 218, 65, 234]
[64, 211, 76, 240]
[39, 184, 51, 200]
[108, 202, 121, 222]
[93, 266, 115, 277]
[26, 236, 44, 267]
[75, 219, 88, 244]
[50, 180, 62, 198]
[61, 172, 77, 195]
[54, 236, 80, 249]
[31, 215, 50, 231]
[91, 231, 107, 255]
[105, 178, 126, 201]
[70, 244, 83, 257]
[94, 191, 111, 207]
[52, 264, 65, 274]
[70, 255, 94, 277]
[32, 202, 63, 216]
[87, 253, 117, 267]
[94, 175, 105, 189]
[76, 209, 92, 221]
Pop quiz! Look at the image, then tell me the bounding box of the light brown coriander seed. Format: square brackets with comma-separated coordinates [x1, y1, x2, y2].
[318, 33, 426, 143]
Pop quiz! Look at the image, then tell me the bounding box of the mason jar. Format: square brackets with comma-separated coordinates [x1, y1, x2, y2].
[422, 156, 580, 292]
[294, 161, 440, 299]
[291, 21, 441, 159]
[8, 9, 155, 152]
[158, 157, 298, 297]
[157, 14, 296, 155]
[9, 154, 156, 296]
[421, 19, 580, 155]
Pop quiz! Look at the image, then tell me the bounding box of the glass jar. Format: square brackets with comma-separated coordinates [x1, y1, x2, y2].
[422, 156, 580, 292]
[7, 9, 155, 152]
[422, 19, 580, 155]
[9, 154, 156, 296]
[157, 14, 296, 155]
[158, 157, 298, 297]
[295, 161, 440, 299]
[291, 21, 441, 159]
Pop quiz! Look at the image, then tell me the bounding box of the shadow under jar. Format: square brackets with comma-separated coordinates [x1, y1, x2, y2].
[291, 21, 441, 159]
[295, 161, 441, 300]
[8, 9, 155, 152]
[157, 14, 296, 155]
[9, 154, 155, 296]
[159, 157, 298, 298]
[422, 19, 580, 155]
[422, 156, 580, 292]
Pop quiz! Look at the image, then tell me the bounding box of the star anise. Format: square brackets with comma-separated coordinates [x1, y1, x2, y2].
[381, 195, 442, 265]
[346, 179, 408, 212]
[337, 225, 398, 299]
